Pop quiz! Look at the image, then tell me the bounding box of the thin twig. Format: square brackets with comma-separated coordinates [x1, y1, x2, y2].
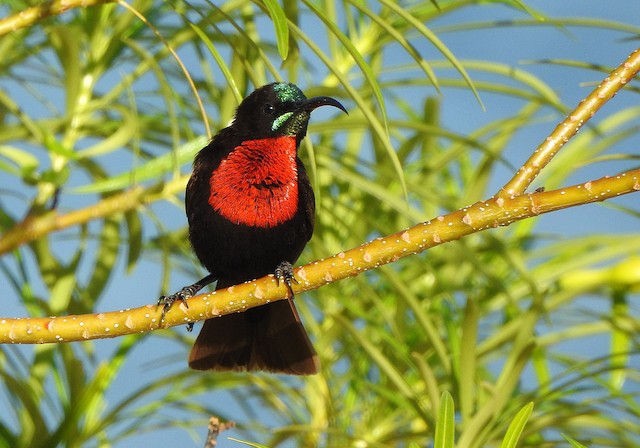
[205, 417, 235, 448]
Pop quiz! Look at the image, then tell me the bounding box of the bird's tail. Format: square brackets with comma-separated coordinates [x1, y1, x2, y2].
[188, 290, 319, 375]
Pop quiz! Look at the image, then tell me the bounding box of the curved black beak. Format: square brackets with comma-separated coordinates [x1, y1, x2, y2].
[301, 96, 348, 115]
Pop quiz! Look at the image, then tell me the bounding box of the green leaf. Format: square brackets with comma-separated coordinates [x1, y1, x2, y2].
[459, 297, 479, 421]
[227, 438, 269, 448]
[189, 22, 242, 104]
[71, 136, 206, 194]
[434, 391, 455, 448]
[302, 0, 388, 127]
[39, 165, 71, 187]
[347, 0, 441, 94]
[76, 107, 138, 159]
[83, 216, 121, 307]
[609, 290, 630, 391]
[561, 434, 589, 448]
[379, 0, 484, 109]
[500, 402, 534, 448]
[261, 0, 290, 60]
[124, 209, 143, 273]
[0, 145, 39, 175]
[332, 312, 430, 421]
[287, 19, 408, 198]
[43, 133, 76, 160]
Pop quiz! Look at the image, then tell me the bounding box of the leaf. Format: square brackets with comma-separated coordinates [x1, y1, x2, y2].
[302, 0, 388, 128]
[509, 0, 549, 21]
[124, 209, 143, 273]
[347, 0, 440, 94]
[0, 145, 39, 175]
[49, 25, 82, 115]
[261, 0, 290, 60]
[500, 402, 534, 448]
[434, 391, 455, 448]
[82, 335, 142, 436]
[609, 290, 630, 391]
[286, 19, 408, 198]
[459, 297, 478, 421]
[44, 132, 76, 160]
[561, 434, 589, 448]
[189, 22, 242, 104]
[332, 313, 431, 421]
[0, 370, 48, 441]
[379, 0, 484, 109]
[227, 438, 269, 448]
[83, 215, 121, 306]
[71, 136, 206, 193]
[76, 106, 139, 159]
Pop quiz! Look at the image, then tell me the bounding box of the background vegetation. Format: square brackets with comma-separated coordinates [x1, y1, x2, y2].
[0, 1, 638, 447]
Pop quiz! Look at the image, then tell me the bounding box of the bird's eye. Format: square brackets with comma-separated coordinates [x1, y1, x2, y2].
[263, 103, 275, 115]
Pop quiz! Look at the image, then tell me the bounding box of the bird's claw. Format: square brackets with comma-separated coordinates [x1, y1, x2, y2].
[274, 261, 297, 297]
[157, 275, 216, 331]
[158, 286, 194, 323]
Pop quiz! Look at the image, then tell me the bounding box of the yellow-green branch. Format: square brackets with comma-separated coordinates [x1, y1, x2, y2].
[499, 47, 640, 197]
[1, 168, 638, 344]
[0, 0, 116, 36]
[0, 176, 188, 255]
[0, 187, 145, 255]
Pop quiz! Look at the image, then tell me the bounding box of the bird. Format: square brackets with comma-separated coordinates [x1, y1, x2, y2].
[159, 82, 347, 375]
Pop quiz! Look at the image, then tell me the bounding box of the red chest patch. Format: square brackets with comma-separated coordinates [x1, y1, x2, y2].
[208, 137, 299, 228]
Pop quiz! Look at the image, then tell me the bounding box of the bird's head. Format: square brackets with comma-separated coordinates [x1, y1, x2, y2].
[232, 82, 347, 143]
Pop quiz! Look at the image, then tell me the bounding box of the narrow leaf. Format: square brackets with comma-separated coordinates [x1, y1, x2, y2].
[71, 136, 206, 193]
[124, 209, 142, 273]
[261, 0, 290, 60]
[379, 0, 484, 109]
[227, 438, 269, 448]
[561, 434, 588, 448]
[500, 402, 534, 448]
[434, 391, 455, 448]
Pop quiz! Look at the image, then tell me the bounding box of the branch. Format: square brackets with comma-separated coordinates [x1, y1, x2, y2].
[0, 168, 638, 344]
[0, 187, 140, 255]
[499, 47, 640, 197]
[0, 0, 116, 37]
[0, 178, 186, 256]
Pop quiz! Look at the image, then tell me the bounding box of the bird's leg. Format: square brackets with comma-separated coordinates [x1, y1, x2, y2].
[158, 273, 217, 331]
[274, 261, 302, 321]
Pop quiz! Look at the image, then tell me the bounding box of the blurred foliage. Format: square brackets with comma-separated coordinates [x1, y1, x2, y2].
[0, 0, 639, 447]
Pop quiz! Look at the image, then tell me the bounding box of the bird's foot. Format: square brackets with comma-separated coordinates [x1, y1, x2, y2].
[157, 285, 197, 331]
[274, 261, 298, 298]
[158, 274, 217, 331]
